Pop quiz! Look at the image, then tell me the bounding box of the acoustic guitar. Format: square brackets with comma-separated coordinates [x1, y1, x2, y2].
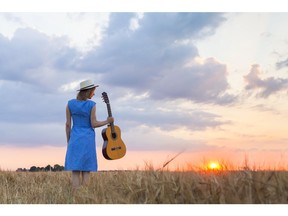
[101, 92, 126, 160]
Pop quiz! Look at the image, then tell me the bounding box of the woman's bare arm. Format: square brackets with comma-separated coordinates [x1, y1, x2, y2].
[65, 105, 71, 144]
[90, 105, 114, 128]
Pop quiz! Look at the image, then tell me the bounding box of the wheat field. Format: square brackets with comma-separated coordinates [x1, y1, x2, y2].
[1, 169, 288, 204]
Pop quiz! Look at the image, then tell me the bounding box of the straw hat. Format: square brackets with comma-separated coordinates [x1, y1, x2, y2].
[78, 80, 99, 91]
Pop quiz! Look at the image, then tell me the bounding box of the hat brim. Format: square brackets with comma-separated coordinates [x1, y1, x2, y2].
[77, 84, 99, 91]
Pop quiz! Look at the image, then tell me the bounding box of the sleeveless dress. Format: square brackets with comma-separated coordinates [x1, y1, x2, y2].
[64, 99, 98, 172]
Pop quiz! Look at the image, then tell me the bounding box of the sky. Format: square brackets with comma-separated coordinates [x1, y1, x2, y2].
[0, 4, 288, 171]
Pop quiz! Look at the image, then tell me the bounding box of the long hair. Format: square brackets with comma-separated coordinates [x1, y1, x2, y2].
[76, 87, 96, 101]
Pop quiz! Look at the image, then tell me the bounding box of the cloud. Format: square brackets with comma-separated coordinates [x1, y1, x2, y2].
[276, 58, 288, 70]
[0, 27, 85, 93]
[114, 99, 227, 132]
[0, 122, 64, 147]
[0, 13, 110, 51]
[151, 57, 236, 104]
[120, 124, 211, 152]
[0, 28, 62, 81]
[0, 12, 234, 150]
[0, 13, 232, 105]
[2, 13, 24, 25]
[72, 13, 234, 104]
[244, 64, 288, 97]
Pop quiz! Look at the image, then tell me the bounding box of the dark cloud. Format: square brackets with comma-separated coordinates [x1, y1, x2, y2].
[151, 58, 236, 104]
[137, 13, 226, 41]
[74, 12, 233, 104]
[276, 58, 288, 70]
[0, 28, 52, 77]
[244, 64, 288, 97]
[0, 80, 67, 124]
[0, 28, 79, 92]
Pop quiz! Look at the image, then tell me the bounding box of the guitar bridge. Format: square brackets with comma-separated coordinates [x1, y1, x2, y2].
[111, 147, 122, 151]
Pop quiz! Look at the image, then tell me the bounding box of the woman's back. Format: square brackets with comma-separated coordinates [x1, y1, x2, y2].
[68, 99, 95, 128]
[65, 98, 97, 172]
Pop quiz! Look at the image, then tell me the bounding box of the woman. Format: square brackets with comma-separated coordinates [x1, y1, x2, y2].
[64, 79, 114, 190]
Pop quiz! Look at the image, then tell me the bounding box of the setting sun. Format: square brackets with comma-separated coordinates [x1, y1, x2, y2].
[207, 162, 221, 171]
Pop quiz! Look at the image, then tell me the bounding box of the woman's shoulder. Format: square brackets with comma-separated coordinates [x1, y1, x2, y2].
[88, 99, 96, 106]
[68, 99, 95, 106]
[68, 99, 77, 104]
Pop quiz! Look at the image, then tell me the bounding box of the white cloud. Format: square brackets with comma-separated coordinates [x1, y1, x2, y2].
[0, 13, 109, 52]
[59, 80, 83, 92]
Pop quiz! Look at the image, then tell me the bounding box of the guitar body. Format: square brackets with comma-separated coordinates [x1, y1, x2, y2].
[101, 92, 126, 160]
[102, 125, 126, 160]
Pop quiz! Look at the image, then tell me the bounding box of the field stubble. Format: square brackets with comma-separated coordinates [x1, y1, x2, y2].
[0, 169, 288, 204]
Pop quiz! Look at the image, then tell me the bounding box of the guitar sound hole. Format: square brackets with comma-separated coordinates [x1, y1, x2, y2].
[111, 133, 117, 139]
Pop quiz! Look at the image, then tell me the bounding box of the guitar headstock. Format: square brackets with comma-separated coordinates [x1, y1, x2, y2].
[102, 92, 110, 104]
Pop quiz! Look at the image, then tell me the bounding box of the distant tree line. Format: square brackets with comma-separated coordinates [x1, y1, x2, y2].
[16, 164, 64, 172]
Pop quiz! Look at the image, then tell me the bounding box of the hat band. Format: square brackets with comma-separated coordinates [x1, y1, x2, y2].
[80, 84, 95, 90]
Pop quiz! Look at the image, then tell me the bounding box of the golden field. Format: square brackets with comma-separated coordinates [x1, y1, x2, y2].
[1, 169, 288, 204]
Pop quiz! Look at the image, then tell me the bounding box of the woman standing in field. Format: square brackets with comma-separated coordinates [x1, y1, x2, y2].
[65, 80, 114, 190]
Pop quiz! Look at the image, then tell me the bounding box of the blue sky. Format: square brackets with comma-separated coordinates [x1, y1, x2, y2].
[1, 9, 288, 170]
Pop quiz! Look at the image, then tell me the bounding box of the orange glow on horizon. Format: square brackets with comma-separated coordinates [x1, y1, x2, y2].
[1, 145, 288, 172]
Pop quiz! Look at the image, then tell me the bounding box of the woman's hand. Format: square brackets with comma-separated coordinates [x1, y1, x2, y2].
[107, 117, 114, 124]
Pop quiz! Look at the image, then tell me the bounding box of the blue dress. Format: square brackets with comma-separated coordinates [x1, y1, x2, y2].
[64, 99, 98, 172]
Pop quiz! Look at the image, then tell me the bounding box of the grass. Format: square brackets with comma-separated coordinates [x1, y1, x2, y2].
[1, 168, 288, 204]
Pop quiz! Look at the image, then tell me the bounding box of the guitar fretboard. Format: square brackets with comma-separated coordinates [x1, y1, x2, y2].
[106, 102, 116, 135]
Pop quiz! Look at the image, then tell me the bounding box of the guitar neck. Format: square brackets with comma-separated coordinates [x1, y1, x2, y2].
[106, 103, 115, 129]
[106, 103, 113, 118]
